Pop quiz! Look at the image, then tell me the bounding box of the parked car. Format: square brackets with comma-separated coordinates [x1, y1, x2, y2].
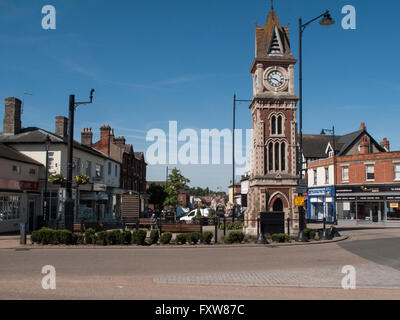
[179, 208, 210, 224]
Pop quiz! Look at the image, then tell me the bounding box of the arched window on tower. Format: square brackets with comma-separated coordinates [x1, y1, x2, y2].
[277, 115, 282, 135]
[271, 115, 276, 135]
[274, 142, 280, 171]
[281, 142, 286, 171]
[268, 142, 273, 172]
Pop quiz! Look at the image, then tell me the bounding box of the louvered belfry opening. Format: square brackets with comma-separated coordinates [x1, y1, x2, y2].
[269, 28, 281, 54]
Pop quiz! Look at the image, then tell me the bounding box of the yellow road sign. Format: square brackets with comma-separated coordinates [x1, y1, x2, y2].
[294, 196, 305, 207]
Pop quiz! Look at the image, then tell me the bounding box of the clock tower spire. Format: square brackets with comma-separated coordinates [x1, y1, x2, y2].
[245, 6, 299, 237]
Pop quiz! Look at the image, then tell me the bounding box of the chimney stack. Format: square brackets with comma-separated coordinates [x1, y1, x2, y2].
[360, 135, 369, 155]
[81, 128, 93, 147]
[360, 122, 367, 131]
[380, 137, 390, 151]
[115, 136, 126, 145]
[55, 116, 68, 139]
[3, 97, 22, 135]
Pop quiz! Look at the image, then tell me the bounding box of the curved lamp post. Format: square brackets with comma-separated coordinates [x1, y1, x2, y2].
[296, 11, 334, 242]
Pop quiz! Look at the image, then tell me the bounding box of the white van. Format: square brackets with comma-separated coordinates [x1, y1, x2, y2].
[179, 208, 210, 223]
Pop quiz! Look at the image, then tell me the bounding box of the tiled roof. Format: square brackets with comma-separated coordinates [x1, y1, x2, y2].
[0, 143, 43, 166]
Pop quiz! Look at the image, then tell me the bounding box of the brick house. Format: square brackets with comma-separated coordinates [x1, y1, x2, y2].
[306, 123, 400, 225]
[88, 125, 147, 212]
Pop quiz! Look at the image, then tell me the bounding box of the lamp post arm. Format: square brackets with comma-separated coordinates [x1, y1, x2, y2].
[300, 11, 329, 32]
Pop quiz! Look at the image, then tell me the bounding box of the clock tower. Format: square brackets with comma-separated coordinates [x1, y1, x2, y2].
[245, 7, 300, 236]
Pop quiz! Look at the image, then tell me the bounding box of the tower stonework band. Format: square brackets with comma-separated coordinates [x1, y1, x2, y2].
[245, 8, 300, 236]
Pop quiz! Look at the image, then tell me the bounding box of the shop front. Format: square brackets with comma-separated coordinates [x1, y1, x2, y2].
[336, 184, 400, 224]
[307, 186, 335, 223]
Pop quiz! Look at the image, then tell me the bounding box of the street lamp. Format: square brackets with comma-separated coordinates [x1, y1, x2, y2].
[43, 135, 51, 226]
[232, 94, 252, 222]
[296, 10, 334, 242]
[298, 10, 335, 178]
[65, 89, 95, 232]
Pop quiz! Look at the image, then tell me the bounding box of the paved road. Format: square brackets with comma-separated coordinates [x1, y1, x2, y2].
[1, 226, 400, 299]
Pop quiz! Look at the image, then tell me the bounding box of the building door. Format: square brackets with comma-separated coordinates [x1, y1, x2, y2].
[28, 201, 35, 232]
[273, 198, 284, 212]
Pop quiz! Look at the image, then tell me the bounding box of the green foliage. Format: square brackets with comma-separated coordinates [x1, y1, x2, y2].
[223, 231, 245, 244]
[31, 230, 40, 244]
[186, 232, 200, 245]
[107, 230, 123, 245]
[56, 230, 73, 245]
[160, 232, 172, 244]
[132, 229, 147, 245]
[175, 233, 187, 245]
[271, 233, 290, 243]
[163, 168, 190, 207]
[96, 231, 108, 246]
[303, 228, 316, 240]
[39, 227, 57, 245]
[195, 208, 202, 219]
[72, 233, 84, 245]
[147, 183, 168, 210]
[122, 231, 132, 244]
[219, 221, 244, 230]
[264, 233, 272, 240]
[48, 174, 66, 185]
[85, 228, 96, 245]
[200, 231, 213, 244]
[149, 229, 159, 245]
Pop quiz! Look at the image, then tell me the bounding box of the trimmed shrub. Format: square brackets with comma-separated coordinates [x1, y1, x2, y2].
[96, 231, 108, 246]
[107, 230, 123, 245]
[122, 231, 132, 245]
[271, 233, 290, 243]
[72, 233, 84, 245]
[223, 231, 245, 244]
[132, 229, 147, 245]
[175, 233, 187, 245]
[200, 231, 213, 244]
[85, 228, 96, 245]
[149, 229, 159, 245]
[56, 230, 73, 245]
[160, 232, 172, 245]
[31, 230, 40, 244]
[186, 232, 200, 245]
[264, 233, 272, 241]
[39, 227, 57, 245]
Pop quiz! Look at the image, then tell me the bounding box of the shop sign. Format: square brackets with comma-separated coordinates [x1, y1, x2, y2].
[390, 202, 399, 208]
[19, 181, 39, 191]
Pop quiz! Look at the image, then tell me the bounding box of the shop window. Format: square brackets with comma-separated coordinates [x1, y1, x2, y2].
[0, 196, 20, 220]
[342, 166, 349, 182]
[387, 202, 400, 221]
[394, 164, 400, 181]
[366, 164, 375, 181]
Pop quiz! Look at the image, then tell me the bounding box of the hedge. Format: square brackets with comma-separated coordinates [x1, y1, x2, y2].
[271, 233, 290, 243]
[160, 232, 172, 244]
[175, 233, 187, 245]
[132, 229, 147, 245]
[200, 231, 213, 244]
[186, 232, 201, 245]
[149, 229, 159, 245]
[223, 231, 245, 244]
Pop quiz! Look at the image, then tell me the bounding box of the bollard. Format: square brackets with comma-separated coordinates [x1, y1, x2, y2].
[223, 217, 226, 236]
[255, 217, 268, 244]
[287, 217, 290, 235]
[20, 223, 26, 245]
[214, 217, 218, 244]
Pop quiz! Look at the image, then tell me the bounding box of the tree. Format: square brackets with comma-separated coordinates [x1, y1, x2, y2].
[147, 183, 168, 210]
[163, 168, 190, 208]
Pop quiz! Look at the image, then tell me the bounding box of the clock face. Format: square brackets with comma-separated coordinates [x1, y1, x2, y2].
[267, 70, 285, 88]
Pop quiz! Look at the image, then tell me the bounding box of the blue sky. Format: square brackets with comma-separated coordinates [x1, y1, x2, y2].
[0, 0, 399, 191]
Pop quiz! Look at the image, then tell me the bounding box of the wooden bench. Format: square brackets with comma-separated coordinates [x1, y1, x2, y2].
[160, 223, 202, 234]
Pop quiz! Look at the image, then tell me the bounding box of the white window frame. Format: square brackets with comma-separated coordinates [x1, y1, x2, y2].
[342, 166, 349, 182]
[394, 163, 400, 181]
[366, 164, 375, 181]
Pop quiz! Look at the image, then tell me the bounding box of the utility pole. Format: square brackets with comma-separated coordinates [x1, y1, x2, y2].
[64, 89, 95, 232]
